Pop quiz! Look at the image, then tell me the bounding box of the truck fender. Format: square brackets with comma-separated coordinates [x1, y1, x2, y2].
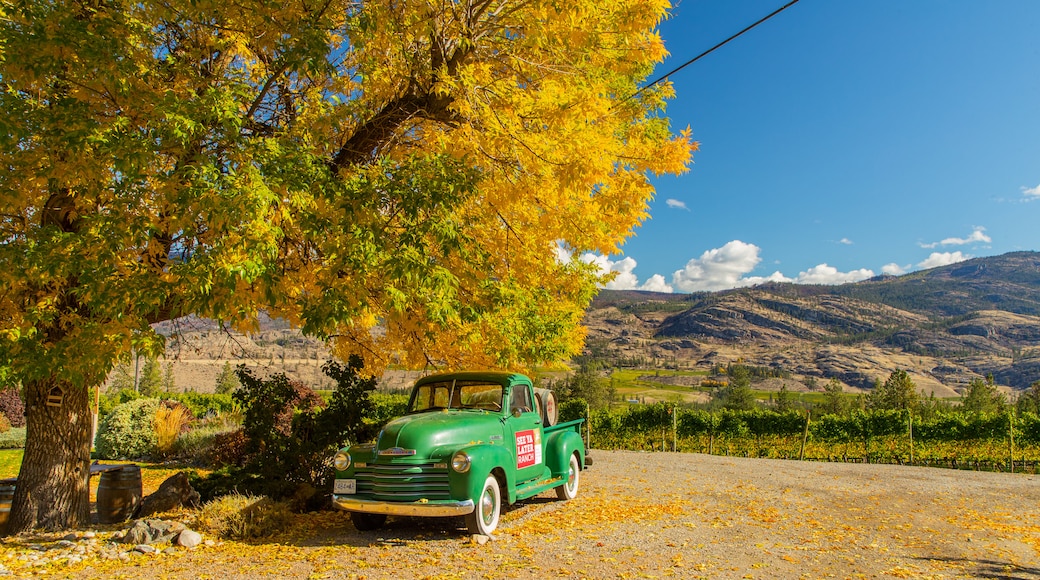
[454, 443, 515, 504]
[543, 428, 585, 479]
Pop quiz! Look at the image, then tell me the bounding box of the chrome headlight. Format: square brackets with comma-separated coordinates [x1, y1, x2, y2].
[450, 450, 471, 473]
[333, 451, 351, 471]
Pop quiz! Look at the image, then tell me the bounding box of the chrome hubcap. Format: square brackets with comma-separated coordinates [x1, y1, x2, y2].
[480, 488, 495, 524]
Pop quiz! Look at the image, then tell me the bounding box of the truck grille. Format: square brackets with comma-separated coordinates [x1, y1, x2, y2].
[354, 462, 451, 501]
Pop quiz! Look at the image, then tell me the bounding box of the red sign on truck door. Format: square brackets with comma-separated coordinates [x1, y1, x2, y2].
[515, 429, 542, 469]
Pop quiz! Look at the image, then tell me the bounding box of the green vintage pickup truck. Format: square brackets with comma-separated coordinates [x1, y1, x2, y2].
[332, 371, 588, 535]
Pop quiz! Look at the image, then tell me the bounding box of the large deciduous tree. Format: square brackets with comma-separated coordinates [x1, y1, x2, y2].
[0, 0, 693, 531]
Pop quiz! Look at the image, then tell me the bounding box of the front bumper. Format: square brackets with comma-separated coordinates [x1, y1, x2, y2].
[332, 495, 475, 517]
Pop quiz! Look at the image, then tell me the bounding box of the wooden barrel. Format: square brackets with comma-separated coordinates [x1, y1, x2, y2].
[534, 388, 558, 427]
[97, 465, 142, 524]
[0, 481, 15, 533]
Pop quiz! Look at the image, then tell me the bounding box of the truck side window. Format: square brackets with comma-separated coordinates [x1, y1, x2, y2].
[510, 385, 532, 414]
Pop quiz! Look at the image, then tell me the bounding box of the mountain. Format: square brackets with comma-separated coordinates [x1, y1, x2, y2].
[584, 252, 1040, 395]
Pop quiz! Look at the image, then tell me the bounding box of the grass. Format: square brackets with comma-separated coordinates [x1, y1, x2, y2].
[0, 449, 22, 479]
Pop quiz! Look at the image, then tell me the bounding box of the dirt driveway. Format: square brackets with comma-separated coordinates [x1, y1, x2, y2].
[11, 450, 1040, 579]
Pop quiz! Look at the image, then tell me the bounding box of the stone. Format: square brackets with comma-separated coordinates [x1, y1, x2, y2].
[138, 473, 201, 517]
[176, 529, 202, 549]
[62, 533, 78, 541]
[122, 518, 179, 545]
[133, 544, 157, 554]
[470, 534, 490, 545]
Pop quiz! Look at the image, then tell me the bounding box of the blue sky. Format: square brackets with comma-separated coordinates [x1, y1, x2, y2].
[589, 0, 1040, 293]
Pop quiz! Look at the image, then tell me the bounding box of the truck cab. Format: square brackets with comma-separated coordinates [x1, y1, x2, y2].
[332, 371, 587, 535]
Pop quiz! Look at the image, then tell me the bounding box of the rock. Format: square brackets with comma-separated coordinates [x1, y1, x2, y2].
[138, 472, 201, 517]
[62, 533, 78, 541]
[56, 540, 75, 548]
[470, 534, 490, 545]
[133, 544, 157, 554]
[176, 529, 202, 549]
[121, 519, 180, 545]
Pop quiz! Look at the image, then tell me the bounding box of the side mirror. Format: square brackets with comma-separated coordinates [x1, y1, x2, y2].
[511, 408, 523, 419]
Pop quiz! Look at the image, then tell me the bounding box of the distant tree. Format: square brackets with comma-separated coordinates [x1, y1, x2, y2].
[137, 358, 164, 397]
[215, 362, 241, 395]
[774, 383, 792, 412]
[804, 376, 819, 392]
[1015, 380, 1040, 416]
[162, 363, 176, 393]
[960, 375, 1006, 415]
[107, 362, 136, 393]
[556, 364, 616, 411]
[819, 378, 847, 416]
[918, 391, 953, 421]
[714, 364, 756, 411]
[867, 370, 919, 412]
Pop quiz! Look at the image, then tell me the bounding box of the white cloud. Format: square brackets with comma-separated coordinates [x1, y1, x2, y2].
[839, 238, 853, 245]
[1022, 184, 1040, 198]
[794, 264, 875, 285]
[639, 274, 674, 293]
[917, 251, 969, 269]
[669, 240, 878, 291]
[665, 199, 689, 210]
[581, 253, 674, 293]
[920, 226, 991, 249]
[882, 263, 907, 276]
[671, 240, 767, 292]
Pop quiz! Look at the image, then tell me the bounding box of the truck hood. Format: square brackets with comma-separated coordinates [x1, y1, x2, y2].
[376, 411, 504, 459]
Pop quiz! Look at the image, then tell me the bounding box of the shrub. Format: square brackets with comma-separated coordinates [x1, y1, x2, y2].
[0, 387, 25, 428]
[165, 391, 239, 417]
[559, 398, 589, 423]
[172, 414, 242, 463]
[194, 494, 292, 539]
[0, 427, 25, 449]
[98, 388, 142, 418]
[94, 398, 161, 459]
[0, 414, 10, 434]
[154, 402, 194, 458]
[198, 356, 377, 506]
[208, 428, 249, 468]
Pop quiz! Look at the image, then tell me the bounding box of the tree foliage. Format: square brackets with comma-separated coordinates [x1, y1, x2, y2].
[867, 370, 920, 412]
[714, 364, 756, 411]
[0, 0, 692, 531]
[214, 362, 240, 395]
[554, 363, 615, 411]
[960, 375, 1006, 416]
[213, 356, 377, 506]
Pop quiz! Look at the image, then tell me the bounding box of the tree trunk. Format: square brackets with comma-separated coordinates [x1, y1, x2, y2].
[7, 377, 93, 533]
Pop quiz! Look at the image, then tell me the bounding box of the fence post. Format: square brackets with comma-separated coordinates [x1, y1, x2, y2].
[799, 410, 811, 461]
[1009, 412, 1015, 474]
[909, 411, 914, 465]
[673, 404, 678, 452]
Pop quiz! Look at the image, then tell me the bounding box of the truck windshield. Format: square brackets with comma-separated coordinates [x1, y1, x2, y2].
[408, 380, 504, 413]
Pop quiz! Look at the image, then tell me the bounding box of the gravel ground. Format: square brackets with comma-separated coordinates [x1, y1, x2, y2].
[4, 450, 1040, 579]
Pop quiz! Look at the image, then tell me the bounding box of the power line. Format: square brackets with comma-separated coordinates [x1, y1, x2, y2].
[629, 0, 803, 101]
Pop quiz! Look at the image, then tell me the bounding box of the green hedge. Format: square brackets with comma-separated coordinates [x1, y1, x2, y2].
[587, 405, 1028, 444]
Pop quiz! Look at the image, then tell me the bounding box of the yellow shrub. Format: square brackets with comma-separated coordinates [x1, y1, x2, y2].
[153, 404, 192, 458]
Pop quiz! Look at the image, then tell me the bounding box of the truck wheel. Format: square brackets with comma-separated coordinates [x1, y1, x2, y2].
[465, 475, 501, 536]
[555, 453, 580, 500]
[350, 512, 387, 531]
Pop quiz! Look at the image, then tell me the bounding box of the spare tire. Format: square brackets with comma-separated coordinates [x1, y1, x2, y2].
[534, 388, 558, 427]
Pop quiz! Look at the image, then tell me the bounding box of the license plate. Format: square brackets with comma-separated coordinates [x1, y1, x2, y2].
[334, 479, 356, 494]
